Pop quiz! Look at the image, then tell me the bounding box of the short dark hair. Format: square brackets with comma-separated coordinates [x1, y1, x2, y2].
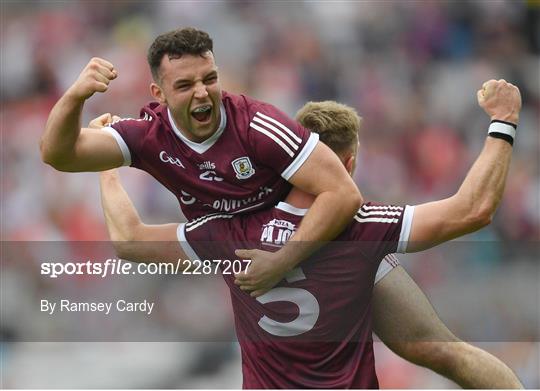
[147, 27, 214, 81]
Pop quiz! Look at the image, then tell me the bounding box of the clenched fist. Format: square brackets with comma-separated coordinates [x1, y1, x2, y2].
[477, 79, 521, 125]
[67, 57, 118, 102]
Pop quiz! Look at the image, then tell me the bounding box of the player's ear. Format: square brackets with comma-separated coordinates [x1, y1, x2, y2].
[344, 154, 355, 176]
[150, 83, 166, 105]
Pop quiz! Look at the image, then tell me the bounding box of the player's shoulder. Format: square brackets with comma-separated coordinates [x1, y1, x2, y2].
[141, 101, 167, 120]
[222, 91, 289, 122]
[109, 101, 167, 131]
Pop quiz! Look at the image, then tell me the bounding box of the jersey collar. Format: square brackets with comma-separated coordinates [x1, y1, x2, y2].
[167, 103, 227, 154]
[276, 202, 308, 216]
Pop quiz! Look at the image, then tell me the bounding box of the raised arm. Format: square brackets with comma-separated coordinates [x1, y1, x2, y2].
[407, 79, 522, 252]
[99, 170, 182, 263]
[40, 58, 124, 172]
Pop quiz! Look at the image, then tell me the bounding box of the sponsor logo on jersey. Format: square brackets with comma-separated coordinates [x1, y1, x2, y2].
[198, 161, 216, 170]
[231, 157, 255, 180]
[261, 218, 296, 247]
[159, 151, 185, 168]
[204, 187, 273, 213]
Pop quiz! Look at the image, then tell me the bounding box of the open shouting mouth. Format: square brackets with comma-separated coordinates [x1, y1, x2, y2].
[191, 104, 213, 124]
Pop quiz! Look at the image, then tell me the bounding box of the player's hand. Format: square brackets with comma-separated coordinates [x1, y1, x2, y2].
[234, 249, 288, 297]
[88, 113, 121, 129]
[67, 57, 118, 102]
[477, 79, 521, 125]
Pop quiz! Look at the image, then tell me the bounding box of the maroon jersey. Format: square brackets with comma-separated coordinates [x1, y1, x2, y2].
[178, 202, 414, 388]
[103, 91, 318, 221]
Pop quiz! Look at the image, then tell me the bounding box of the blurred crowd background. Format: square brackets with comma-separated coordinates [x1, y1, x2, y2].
[1, 0, 539, 388]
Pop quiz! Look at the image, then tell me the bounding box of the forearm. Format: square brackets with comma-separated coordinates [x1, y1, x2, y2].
[99, 172, 144, 242]
[408, 136, 514, 252]
[278, 189, 361, 270]
[454, 137, 512, 224]
[41, 90, 85, 166]
[272, 141, 362, 270]
[407, 80, 522, 251]
[458, 78, 519, 224]
[99, 172, 182, 263]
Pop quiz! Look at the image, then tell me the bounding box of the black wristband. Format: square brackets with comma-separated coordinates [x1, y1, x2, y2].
[488, 132, 514, 146]
[488, 120, 516, 146]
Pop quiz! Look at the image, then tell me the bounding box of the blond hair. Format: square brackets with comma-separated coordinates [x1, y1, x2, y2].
[295, 101, 361, 154]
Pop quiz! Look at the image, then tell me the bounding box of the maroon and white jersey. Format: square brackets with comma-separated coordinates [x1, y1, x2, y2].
[178, 202, 414, 389]
[103, 91, 318, 221]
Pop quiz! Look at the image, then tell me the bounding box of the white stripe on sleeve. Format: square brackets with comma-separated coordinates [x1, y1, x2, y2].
[103, 126, 132, 166]
[255, 112, 302, 143]
[281, 132, 319, 180]
[362, 205, 403, 211]
[185, 214, 234, 232]
[354, 216, 399, 224]
[250, 122, 295, 157]
[177, 223, 201, 260]
[396, 205, 415, 253]
[252, 116, 299, 151]
[358, 209, 402, 217]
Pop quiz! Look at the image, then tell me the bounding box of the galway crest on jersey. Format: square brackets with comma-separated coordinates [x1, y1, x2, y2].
[232, 157, 255, 180]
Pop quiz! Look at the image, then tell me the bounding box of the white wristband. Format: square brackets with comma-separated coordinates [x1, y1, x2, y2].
[488, 121, 516, 140]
